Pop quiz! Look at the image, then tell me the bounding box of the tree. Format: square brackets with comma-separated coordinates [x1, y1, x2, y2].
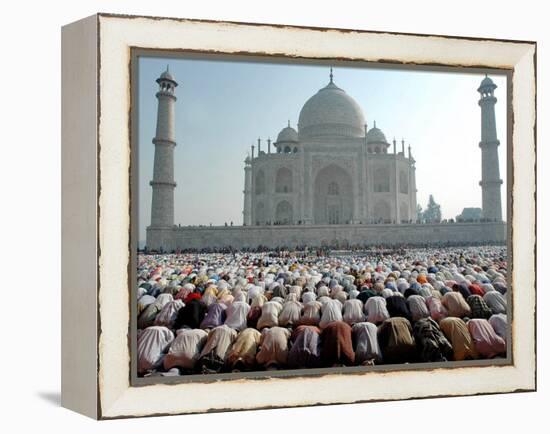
[423, 194, 442, 223]
[416, 204, 423, 223]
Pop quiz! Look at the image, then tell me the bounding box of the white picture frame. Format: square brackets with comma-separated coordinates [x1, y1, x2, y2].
[61, 13, 536, 419]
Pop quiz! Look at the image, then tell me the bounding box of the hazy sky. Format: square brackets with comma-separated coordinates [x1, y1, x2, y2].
[138, 56, 507, 242]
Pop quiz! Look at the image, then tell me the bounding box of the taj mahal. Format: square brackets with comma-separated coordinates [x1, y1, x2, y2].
[243, 69, 417, 227]
[145, 67, 505, 252]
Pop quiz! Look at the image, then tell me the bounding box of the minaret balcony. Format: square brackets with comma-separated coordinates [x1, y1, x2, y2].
[155, 90, 177, 100]
[479, 140, 500, 148]
[478, 96, 497, 105]
[152, 138, 176, 146]
[150, 180, 177, 187]
[479, 179, 503, 187]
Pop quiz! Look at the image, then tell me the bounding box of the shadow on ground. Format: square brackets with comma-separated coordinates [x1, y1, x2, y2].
[37, 391, 61, 406]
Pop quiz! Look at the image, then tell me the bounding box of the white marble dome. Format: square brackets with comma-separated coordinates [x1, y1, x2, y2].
[298, 80, 365, 139]
[276, 125, 299, 143]
[366, 124, 388, 144]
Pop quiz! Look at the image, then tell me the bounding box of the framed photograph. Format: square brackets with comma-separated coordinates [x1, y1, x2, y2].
[61, 13, 536, 419]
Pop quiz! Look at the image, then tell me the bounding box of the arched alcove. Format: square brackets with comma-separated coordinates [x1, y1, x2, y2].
[255, 202, 265, 225]
[275, 200, 293, 225]
[373, 167, 390, 192]
[373, 200, 391, 223]
[255, 170, 265, 195]
[275, 167, 293, 193]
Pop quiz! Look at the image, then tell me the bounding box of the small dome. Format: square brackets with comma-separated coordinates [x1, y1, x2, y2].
[478, 75, 496, 92]
[366, 124, 388, 144]
[276, 124, 299, 143]
[298, 80, 365, 139]
[157, 67, 177, 86]
[480, 76, 494, 86]
[160, 70, 175, 81]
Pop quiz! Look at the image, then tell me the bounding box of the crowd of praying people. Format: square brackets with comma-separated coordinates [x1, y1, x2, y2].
[136, 245, 508, 377]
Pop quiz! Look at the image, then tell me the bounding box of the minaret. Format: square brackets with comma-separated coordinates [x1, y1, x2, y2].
[477, 75, 503, 222]
[362, 124, 369, 223]
[243, 156, 252, 226]
[393, 138, 399, 224]
[408, 144, 417, 223]
[150, 66, 178, 230]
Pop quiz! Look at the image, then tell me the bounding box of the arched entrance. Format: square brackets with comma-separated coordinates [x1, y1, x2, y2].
[275, 200, 293, 225]
[373, 200, 391, 224]
[313, 164, 353, 224]
[255, 202, 265, 225]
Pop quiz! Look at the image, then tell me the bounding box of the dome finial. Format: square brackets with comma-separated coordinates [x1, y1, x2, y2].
[329, 67, 334, 83]
[288, 119, 290, 127]
[373, 120, 377, 128]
